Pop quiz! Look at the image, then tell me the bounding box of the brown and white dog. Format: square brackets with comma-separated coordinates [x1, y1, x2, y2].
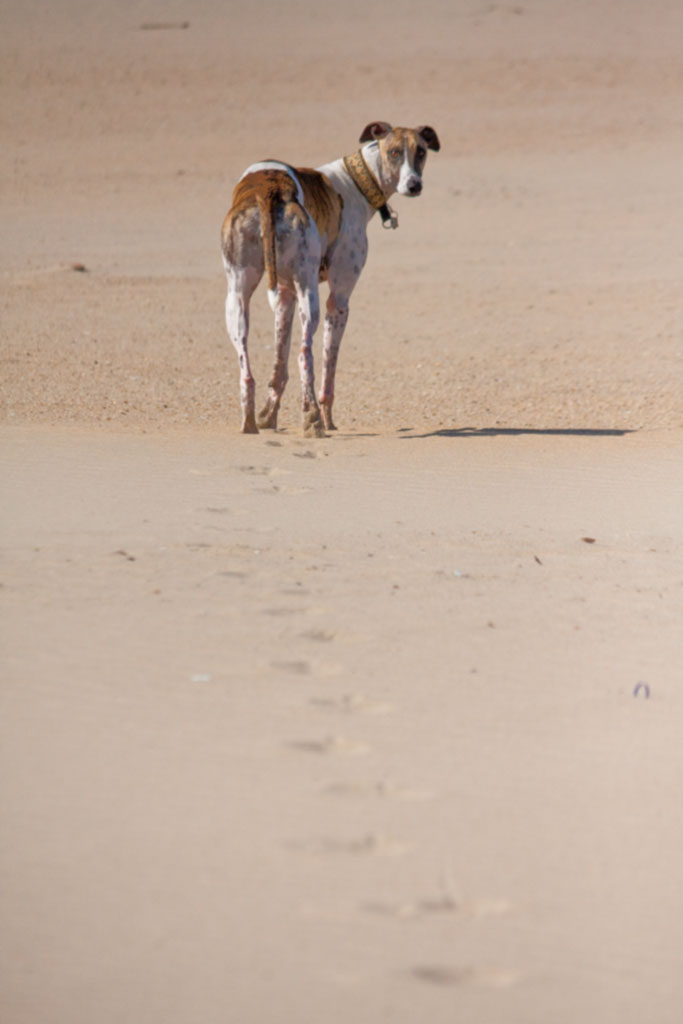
[221, 122, 440, 435]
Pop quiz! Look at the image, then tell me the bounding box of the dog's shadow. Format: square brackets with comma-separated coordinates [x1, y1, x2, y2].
[399, 427, 635, 439]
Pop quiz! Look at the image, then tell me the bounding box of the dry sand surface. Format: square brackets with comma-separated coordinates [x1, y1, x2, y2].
[1, 1, 683, 1022]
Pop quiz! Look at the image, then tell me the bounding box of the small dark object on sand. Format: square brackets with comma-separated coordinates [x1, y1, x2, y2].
[140, 21, 189, 30]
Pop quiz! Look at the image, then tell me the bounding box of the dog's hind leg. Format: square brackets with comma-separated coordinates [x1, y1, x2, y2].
[295, 279, 325, 437]
[257, 287, 296, 430]
[225, 267, 260, 433]
[288, 220, 325, 438]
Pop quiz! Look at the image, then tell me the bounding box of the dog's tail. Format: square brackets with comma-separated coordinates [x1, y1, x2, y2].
[255, 193, 279, 311]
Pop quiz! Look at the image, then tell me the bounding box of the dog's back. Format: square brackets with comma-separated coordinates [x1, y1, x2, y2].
[221, 165, 342, 271]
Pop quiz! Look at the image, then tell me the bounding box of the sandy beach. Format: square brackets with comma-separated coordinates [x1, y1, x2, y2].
[2, 2, 682, 1021]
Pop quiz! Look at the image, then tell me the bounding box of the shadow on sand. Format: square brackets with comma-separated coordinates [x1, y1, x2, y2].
[400, 427, 636, 439]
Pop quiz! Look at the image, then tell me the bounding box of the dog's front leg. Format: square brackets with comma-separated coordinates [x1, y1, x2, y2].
[319, 236, 366, 430]
[319, 294, 350, 431]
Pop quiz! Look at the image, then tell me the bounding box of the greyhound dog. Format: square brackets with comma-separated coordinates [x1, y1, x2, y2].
[220, 121, 440, 435]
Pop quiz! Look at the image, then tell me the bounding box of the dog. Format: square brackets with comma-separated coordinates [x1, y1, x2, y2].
[220, 121, 440, 435]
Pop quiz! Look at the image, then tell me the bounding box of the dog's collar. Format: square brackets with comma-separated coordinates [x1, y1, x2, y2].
[343, 150, 385, 209]
[343, 150, 398, 229]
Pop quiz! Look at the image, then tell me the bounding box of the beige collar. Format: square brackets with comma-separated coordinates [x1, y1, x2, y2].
[342, 149, 387, 210]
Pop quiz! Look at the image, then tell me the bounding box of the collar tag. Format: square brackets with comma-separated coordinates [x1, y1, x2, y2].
[380, 204, 399, 230]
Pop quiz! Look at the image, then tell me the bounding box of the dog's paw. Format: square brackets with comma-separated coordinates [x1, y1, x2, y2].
[257, 405, 278, 430]
[302, 408, 326, 438]
[320, 405, 337, 431]
[241, 414, 259, 434]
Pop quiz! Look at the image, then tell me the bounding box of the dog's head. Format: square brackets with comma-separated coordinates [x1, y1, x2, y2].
[360, 122, 440, 197]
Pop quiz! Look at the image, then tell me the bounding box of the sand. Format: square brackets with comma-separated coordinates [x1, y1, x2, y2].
[1, 1, 682, 1021]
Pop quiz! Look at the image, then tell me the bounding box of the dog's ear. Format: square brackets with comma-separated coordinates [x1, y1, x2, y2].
[359, 121, 393, 143]
[416, 126, 440, 152]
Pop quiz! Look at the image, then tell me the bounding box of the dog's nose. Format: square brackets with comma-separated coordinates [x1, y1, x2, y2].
[407, 178, 422, 196]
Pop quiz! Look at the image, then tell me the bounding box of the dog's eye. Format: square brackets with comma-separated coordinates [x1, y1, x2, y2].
[416, 146, 426, 160]
[390, 148, 402, 160]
